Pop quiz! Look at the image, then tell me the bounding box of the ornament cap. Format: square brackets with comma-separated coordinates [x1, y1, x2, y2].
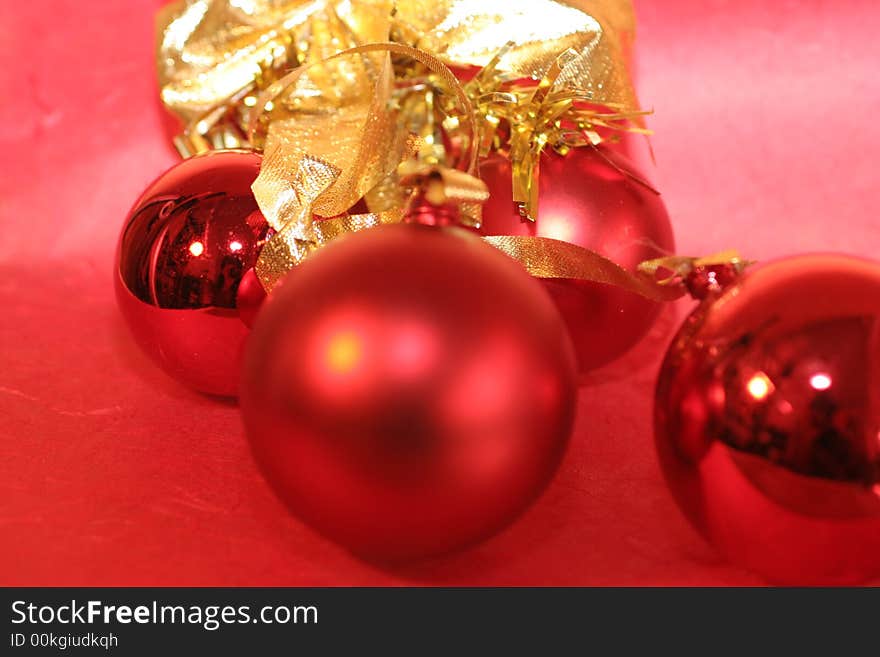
[403, 193, 461, 228]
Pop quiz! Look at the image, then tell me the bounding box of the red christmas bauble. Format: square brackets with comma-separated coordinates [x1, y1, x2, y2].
[240, 222, 577, 561]
[115, 150, 271, 397]
[655, 254, 880, 584]
[478, 147, 675, 374]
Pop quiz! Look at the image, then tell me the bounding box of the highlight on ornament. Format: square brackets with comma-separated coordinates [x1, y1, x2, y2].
[655, 254, 880, 585]
[112, 0, 730, 563]
[240, 222, 578, 560]
[116, 149, 270, 397]
[111, 0, 880, 584]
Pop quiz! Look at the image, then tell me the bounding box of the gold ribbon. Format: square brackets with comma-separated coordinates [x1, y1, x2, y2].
[157, 0, 642, 158]
[156, 1, 741, 302]
[391, 0, 637, 101]
[157, 0, 396, 156]
[247, 41, 487, 291]
[486, 236, 684, 301]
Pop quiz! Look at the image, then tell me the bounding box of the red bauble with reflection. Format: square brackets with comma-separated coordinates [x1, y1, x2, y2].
[655, 254, 880, 584]
[240, 222, 577, 561]
[115, 150, 271, 397]
[479, 147, 675, 374]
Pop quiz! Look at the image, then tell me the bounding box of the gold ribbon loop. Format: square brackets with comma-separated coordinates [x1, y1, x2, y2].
[249, 41, 486, 291]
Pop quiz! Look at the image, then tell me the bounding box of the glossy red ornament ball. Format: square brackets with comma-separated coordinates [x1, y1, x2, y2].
[240, 222, 577, 561]
[655, 254, 880, 584]
[115, 150, 271, 396]
[478, 147, 675, 374]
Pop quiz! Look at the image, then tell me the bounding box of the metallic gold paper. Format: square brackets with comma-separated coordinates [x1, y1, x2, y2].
[157, 0, 395, 155]
[392, 0, 637, 103]
[156, 0, 698, 300]
[157, 0, 642, 159]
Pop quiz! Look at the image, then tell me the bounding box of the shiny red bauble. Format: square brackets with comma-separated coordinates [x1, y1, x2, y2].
[116, 150, 271, 397]
[240, 222, 577, 561]
[478, 147, 675, 374]
[655, 254, 880, 584]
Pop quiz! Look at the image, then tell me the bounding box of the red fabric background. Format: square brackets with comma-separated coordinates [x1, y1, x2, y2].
[1, 0, 878, 586]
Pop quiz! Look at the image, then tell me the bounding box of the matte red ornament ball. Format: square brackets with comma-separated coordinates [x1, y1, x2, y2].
[656, 254, 880, 584]
[240, 222, 578, 561]
[115, 150, 271, 397]
[478, 147, 675, 374]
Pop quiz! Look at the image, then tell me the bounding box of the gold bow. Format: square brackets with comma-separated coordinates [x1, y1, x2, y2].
[157, 0, 643, 159]
[246, 41, 486, 291]
[156, 1, 741, 301]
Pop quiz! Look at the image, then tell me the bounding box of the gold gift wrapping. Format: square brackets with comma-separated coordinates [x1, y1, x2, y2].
[156, 0, 737, 297]
[157, 0, 640, 153]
